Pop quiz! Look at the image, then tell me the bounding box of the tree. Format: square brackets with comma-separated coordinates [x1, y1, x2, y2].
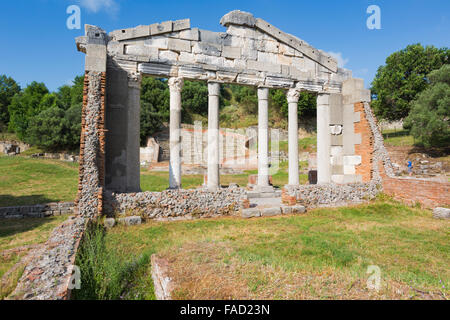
[181, 80, 208, 123]
[140, 77, 169, 145]
[8, 81, 49, 139]
[0, 75, 20, 129]
[270, 89, 317, 119]
[371, 44, 449, 121]
[403, 64, 450, 148]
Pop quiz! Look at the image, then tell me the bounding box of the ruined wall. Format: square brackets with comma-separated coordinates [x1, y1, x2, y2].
[104, 186, 245, 219]
[354, 102, 374, 182]
[75, 70, 106, 218]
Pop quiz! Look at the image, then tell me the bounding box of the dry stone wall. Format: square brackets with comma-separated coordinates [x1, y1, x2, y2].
[104, 186, 245, 219]
[0, 202, 74, 219]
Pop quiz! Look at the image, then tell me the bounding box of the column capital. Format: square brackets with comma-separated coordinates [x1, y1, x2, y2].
[168, 77, 184, 92]
[317, 92, 330, 105]
[257, 87, 269, 100]
[208, 81, 220, 96]
[127, 72, 142, 88]
[287, 88, 300, 103]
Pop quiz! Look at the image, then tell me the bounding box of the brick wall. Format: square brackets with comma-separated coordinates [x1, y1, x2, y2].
[380, 161, 450, 208]
[354, 102, 374, 182]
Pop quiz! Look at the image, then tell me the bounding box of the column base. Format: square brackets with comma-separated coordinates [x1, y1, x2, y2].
[255, 185, 274, 193]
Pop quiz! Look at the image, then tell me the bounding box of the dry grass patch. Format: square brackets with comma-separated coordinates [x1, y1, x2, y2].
[101, 201, 449, 300]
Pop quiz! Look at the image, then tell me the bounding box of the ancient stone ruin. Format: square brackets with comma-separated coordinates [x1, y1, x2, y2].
[74, 10, 375, 217]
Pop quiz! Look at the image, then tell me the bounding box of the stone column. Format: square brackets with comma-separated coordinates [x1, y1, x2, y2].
[287, 88, 300, 186]
[126, 73, 142, 192]
[168, 77, 183, 189]
[317, 93, 331, 183]
[207, 82, 220, 190]
[257, 87, 270, 189]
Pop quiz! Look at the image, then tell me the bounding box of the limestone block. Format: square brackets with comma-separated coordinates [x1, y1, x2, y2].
[332, 165, 344, 174]
[257, 40, 279, 53]
[138, 62, 178, 77]
[226, 25, 256, 38]
[173, 19, 190, 31]
[178, 65, 207, 79]
[291, 205, 306, 214]
[104, 218, 115, 229]
[222, 46, 241, 59]
[199, 29, 227, 45]
[279, 43, 295, 56]
[167, 38, 191, 52]
[144, 36, 168, 49]
[281, 206, 292, 214]
[179, 52, 196, 63]
[261, 207, 281, 217]
[220, 10, 256, 27]
[234, 59, 247, 69]
[331, 174, 344, 184]
[342, 78, 371, 104]
[241, 208, 261, 218]
[236, 73, 263, 86]
[331, 134, 343, 146]
[247, 60, 281, 73]
[291, 56, 305, 69]
[343, 165, 355, 175]
[113, 25, 150, 41]
[331, 146, 343, 156]
[159, 50, 179, 62]
[118, 216, 142, 226]
[217, 71, 238, 82]
[192, 42, 221, 56]
[265, 76, 294, 88]
[354, 133, 362, 145]
[353, 112, 361, 123]
[342, 174, 363, 183]
[257, 51, 278, 64]
[194, 54, 224, 67]
[281, 65, 289, 75]
[124, 45, 158, 58]
[343, 155, 362, 166]
[331, 154, 343, 166]
[289, 67, 308, 79]
[277, 54, 292, 65]
[150, 21, 173, 35]
[294, 50, 304, 57]
[433, 207, 450, 219]
[179, 28, 199, 41]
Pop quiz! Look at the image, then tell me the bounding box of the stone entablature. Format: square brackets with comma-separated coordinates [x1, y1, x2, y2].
[76, 10, 350, 92]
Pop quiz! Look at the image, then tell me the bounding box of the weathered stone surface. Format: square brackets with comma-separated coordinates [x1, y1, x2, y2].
[151, 255, 173, 300]
[104, 218, 116, 229]
[261, 207, 281, 217]
[291, 205, 306, 214]
[220, 10, 256, 28]
[118, 216, 142, 226]
[241, 208, 260, 218]
[433, 207, 450, 219]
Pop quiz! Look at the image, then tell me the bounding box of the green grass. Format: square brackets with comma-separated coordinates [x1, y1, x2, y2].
[382, 129, 415, 147]
[0, 156, 79, 206]
[74, 200, 449, 299]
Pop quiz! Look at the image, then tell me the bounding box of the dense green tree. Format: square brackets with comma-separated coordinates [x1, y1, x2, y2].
[0, 75, 20, 129]
[25, 107, 68, 150]
[371, 44, 449, 121]
[181, 80, 208, 123]
[270, 89, 317, 119]
[140, 77, 169, 145]
[403, 64, 450, 148]
[8, 81, 49, 139]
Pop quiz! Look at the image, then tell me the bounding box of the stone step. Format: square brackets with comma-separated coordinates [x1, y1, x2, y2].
[241, 204, 306, 218]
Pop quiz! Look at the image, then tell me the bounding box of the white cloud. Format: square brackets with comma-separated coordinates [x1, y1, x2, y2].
[77, 0, 119, 15]
[327, 51, 349, 68]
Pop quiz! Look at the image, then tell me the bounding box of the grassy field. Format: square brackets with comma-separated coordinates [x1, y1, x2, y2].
[382, 129, 415, 147]
[73, 200, 449, 300]
[0, 216, 68, 298]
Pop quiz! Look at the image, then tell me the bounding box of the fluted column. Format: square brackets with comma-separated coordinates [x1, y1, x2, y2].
[257, 87, 270, 188]
[207, 82, 220, 190]
[317, 93, 331, 183]
[168, 77, 183, 189]
[287, 88, 300, 186]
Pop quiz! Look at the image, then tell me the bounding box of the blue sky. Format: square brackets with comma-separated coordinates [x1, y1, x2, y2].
[0, 0, 448, 91]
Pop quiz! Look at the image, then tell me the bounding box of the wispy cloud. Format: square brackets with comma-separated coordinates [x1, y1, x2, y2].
[77, 0, 119, 15]
[327, 51, 349, 68]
